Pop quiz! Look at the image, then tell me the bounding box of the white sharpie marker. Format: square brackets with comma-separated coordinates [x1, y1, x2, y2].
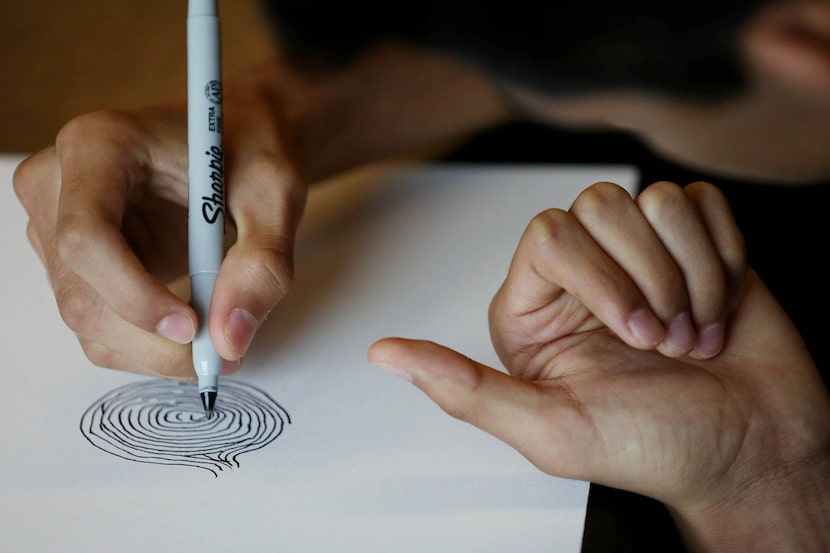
[187, 0, 225, 418]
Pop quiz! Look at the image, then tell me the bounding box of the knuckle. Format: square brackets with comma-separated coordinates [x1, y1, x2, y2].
[25, 222, 38, 249]
[56, 282, 101, 334]
[249, 152, 303, 188]
[721, 238, 748, 283]
[233, 153, 308, 220]
[650, 276, 690, 315]
[151, 350, 194, 380]
[80, 340, 116, 369]
[272, 161, 308, 210]
[635, 270, 690, 319]
[525, 208, 571, 247]
[442, 403, 475, 425]
[636, 181, 687, 222]
[12, 152, 50, 208]
[572, 181, 633, 220]
[684, 180, 721, 201]
[721, 227, 747, 259]
[55, 216, 96, 267]
[687, 181, 747, 263]
[55, 109, 131, 150]
[244, 243, 294, 300]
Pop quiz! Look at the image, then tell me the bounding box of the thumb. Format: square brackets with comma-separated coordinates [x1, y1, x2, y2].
[368, 337, 591, 480]
[210, 235, 294, 361]
[209, 154, 307, 360]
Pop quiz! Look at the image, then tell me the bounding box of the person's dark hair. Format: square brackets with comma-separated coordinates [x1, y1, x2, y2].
[262, 0, 767, 100]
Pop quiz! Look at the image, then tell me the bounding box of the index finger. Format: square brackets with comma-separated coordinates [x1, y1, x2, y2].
[53, 112, 196, 342]
[489, 204, 666, 371]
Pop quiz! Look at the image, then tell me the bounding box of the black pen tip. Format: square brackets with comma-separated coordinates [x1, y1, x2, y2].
[201, 390, 217, 419]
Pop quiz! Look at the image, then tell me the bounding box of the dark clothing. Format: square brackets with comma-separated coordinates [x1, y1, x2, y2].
[442, 121, 829, 553]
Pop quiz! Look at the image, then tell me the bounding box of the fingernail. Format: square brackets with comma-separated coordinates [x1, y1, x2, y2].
[662, 312, 696, 355]
[225, 309, 258, 357]
[370, 360, 414, 383]
[690, 322, 724, 360]
[156, 313, 195, 344]
[627, 309, 664, 348]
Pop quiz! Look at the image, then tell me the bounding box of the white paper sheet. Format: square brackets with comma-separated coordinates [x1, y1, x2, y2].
[0, 154, 637, 552]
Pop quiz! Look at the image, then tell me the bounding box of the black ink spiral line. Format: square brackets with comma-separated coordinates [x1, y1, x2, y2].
[80, 379, 290, 477]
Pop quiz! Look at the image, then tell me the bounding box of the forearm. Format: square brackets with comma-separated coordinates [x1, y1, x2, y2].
[225, 44, 515, 183]
[671, 455, 830, 553]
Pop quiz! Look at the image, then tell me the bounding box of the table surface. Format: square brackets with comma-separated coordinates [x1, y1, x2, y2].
[2, 156, 642, 552]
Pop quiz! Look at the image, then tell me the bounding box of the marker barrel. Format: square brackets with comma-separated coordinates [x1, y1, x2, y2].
[187, 0, 224, 393]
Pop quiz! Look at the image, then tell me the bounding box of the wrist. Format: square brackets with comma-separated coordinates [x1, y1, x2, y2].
[670, 453, 830, 553]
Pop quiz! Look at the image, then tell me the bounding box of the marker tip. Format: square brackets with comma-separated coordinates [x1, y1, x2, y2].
[200, 390, 217, 419]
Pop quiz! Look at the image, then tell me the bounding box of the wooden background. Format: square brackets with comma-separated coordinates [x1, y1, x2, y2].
[0, 0, 276, 153]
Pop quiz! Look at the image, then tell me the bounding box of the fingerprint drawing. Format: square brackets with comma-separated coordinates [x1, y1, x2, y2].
[80, 378, 290, 477]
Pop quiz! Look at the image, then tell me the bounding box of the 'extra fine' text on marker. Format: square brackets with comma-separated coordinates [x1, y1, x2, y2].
[202, 145, 225, 225]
